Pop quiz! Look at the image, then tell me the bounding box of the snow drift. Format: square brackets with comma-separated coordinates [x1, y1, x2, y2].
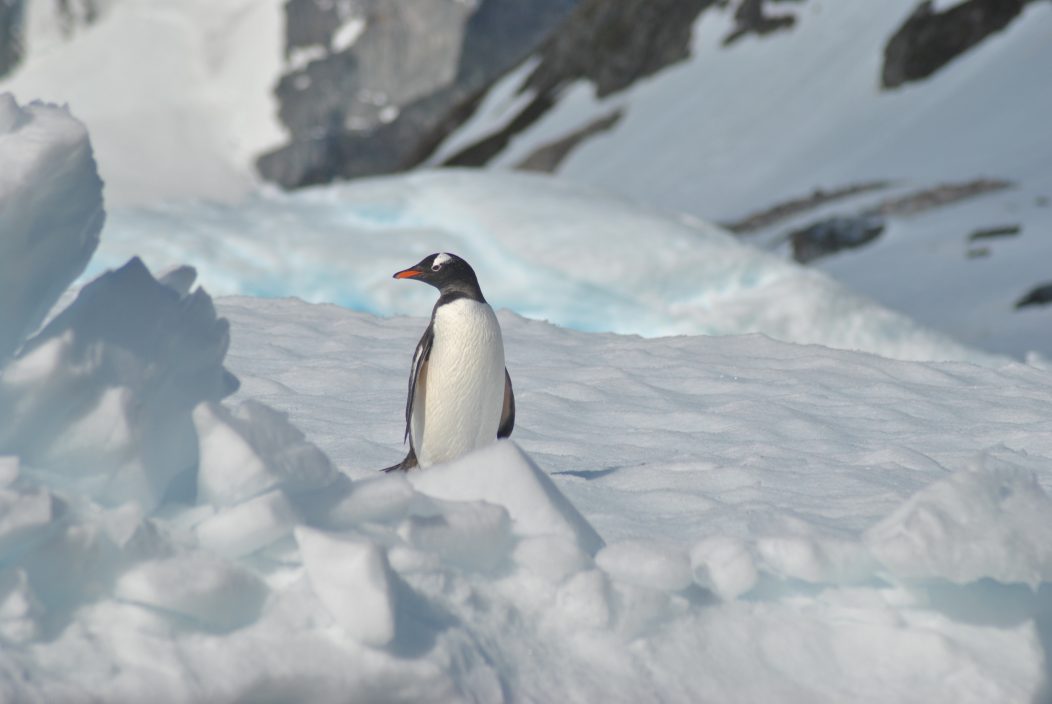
[2, 94, 1051, 702]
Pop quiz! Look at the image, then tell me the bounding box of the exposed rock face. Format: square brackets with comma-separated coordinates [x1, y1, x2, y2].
[441, 0, 717, 168]
[1015, 283, 1052, 309]
[723, 0, 800, 46]
[789, 214, 886, 264]
[258, 0, 577, 188]
[0, 0, 24, 79]
[882, 0, 1033, 89]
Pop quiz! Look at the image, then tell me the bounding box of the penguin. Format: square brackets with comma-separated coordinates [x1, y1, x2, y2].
[383, 252, 515, 472]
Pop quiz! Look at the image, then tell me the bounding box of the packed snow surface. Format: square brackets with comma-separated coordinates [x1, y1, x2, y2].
[87, 170, 999, 365]
[3, 94, 1052, 702]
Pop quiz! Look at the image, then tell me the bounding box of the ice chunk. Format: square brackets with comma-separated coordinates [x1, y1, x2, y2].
[314, 472, 414, 528]
[195, 400, 337, 507]
[115, 552, 267, 631]
[595, 540, 692, 592]
[294, 526, 397, 647]
[513, 535, 592, 583]
[0, 487, 56, 558]
[0, 96, 104, 360]
[0, 258, 236, 511]
[0, 569, 42, 644]
[401, 499, 513, 573]
[757, 533, 875, 585]
[0, 456, 19, 487]
[407, 441, 604, 555]
[866, 456, 1052, 587]
[195, 490, 298, 559]
[690, 536, 758, 601]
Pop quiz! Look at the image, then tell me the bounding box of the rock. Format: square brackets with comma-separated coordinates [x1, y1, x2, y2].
[1015, 283, 1052, 309]
[259, 0, 578, 189]
[723, 0, 799, 46]
[882, 0, 1030, 89]
[789, 214, 886, 264]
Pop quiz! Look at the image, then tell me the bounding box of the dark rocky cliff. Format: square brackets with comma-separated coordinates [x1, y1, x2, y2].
[258, 0, 577, 188]
[882, 0, 1040, 89]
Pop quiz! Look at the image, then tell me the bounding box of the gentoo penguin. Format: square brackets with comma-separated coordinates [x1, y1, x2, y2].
[383, 252, 515, 472]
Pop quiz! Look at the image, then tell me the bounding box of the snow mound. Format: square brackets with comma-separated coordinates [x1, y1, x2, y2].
[408, 439, 604, 556]
[867, 455, 1052, 587]
[0, 94, 103, 360]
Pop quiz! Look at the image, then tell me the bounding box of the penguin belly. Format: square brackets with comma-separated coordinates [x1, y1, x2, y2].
[412, 299, 506, 467]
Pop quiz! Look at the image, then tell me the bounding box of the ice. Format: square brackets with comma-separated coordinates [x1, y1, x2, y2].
[194, 400, 336, 507]
[0, 95, 104, 359]
[0, 486, 55, 558]
[294, 527, 398, 647]
[407, 440, 605, 556]
[195, 489, 298, 559]
[401, 499, 513, 573]
[316, 473, 415, 528]
[595, 540, 693, 592]
[115, 552, 267, 631]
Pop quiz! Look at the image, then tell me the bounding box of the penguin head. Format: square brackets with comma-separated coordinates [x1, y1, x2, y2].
[393, 252, 484, 300]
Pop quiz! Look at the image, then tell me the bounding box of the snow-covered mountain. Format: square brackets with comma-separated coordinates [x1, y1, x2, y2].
[2, 1, 1048, 358]
[3, 94, 1052, 703]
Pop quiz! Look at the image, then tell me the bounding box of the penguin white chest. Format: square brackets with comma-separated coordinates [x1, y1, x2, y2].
[412, 299, 506, 467]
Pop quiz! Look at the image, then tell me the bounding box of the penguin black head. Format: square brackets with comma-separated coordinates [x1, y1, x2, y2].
[393, 252, 485, 302]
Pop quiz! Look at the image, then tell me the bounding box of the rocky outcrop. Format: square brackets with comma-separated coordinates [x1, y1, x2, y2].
[723, 0, 800, 46]
[882, 0, 1035, 89]
[440, 0, 717, 169]
[515, 110, 623, 172]
[1015, 283, 1052, 309]
[789, 215, 886, 264]
[258, 0, 577, 188]
[0, 0, 23, 79]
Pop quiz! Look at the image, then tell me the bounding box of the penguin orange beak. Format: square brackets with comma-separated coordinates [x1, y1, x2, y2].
[394, 267, 423, 279]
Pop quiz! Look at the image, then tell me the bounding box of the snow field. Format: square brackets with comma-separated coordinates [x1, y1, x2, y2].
[2, 94, 1052, 701]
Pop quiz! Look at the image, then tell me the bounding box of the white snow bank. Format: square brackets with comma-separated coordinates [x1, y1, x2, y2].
[0, 94, 103, 360]
[2, 94, 1052, 701]
[92, 170, 1000, 364]
[2, 0, 286, 206]
[867, 455, 1052, 587]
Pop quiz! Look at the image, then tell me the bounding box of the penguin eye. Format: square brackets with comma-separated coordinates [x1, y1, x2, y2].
[431, 263, 442, 272]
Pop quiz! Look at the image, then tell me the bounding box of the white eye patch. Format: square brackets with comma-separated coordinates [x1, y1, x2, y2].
[432, 252, 453, 270]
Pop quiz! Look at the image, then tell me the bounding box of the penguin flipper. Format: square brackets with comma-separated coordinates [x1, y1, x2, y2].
[497, 368, 515, 439]
[404, 324, 434, 443]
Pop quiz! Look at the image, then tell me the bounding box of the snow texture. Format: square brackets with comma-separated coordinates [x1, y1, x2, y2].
[1, 94, 1052, 702]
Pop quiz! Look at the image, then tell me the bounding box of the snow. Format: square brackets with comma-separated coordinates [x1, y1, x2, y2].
[435, 1, 1052, 358]
[88, 169, 1000, 365]
[3, 93, 1052, 701]
[0, 95, 104, 360]
[3, 0, 287, 207]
